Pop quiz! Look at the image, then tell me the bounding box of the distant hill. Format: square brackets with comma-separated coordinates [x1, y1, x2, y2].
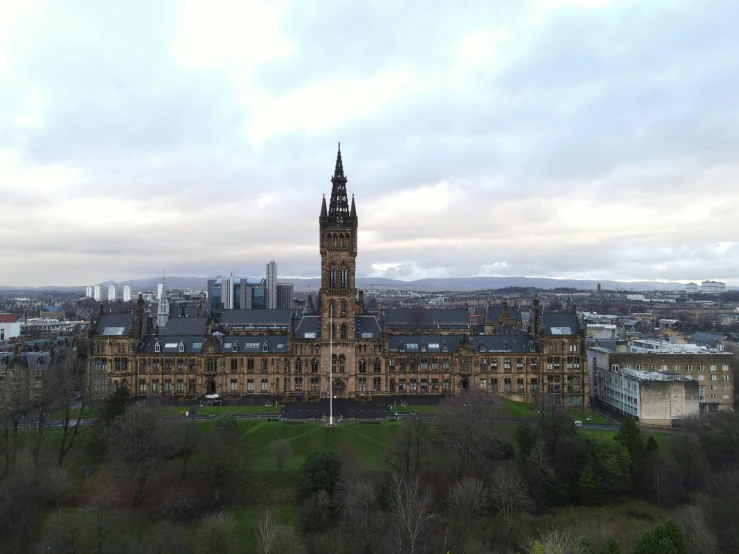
[0, 276, 705, 293]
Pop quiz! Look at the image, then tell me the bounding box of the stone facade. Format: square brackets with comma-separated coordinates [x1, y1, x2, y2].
[87, 147, 589, 407]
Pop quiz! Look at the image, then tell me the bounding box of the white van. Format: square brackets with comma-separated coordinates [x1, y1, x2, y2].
[574, 420, 583, 428]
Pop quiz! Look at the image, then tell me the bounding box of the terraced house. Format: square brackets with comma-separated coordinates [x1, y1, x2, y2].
[87, 147, 588, 407]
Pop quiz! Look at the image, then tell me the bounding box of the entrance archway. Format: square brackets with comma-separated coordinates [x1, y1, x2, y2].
[461, 379, 470, 391]
[332, 379, 346, 398]
[207, 380, 216, 395]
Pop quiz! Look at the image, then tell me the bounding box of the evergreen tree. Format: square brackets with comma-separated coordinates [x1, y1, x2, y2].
[600, 537, 621, 554]
[633, 519, 689, 554]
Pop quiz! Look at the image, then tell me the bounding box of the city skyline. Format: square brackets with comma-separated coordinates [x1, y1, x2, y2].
[3, 1, 739, 286]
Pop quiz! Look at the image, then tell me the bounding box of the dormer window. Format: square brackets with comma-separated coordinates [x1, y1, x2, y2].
[479, 343, 487, 353]
[399, 342, 406, 352]
[442, 341, 448, 352]
[263, 342, 269, 353]
[154, 342, 161, 353]
[503, 341, 509, 351]
[178, 342, 185, 353]
[420, 341, 427, 352]
[232, 342, 239, 352]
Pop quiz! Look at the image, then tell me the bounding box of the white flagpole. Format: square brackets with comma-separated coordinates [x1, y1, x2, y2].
[329, 303, 333, 425]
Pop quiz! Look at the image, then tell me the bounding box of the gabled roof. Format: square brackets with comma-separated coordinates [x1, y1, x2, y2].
[95, 313, 134, 335]
[541, 313, 580, 336]
[690, 331, 726, 344]
[387, 334, 536, 354]
[159, 317, 207, 336]
[19, 352, 51, 370]
[486, 305, 522, 322]
[385, 309, 469, 328]
[355, 316, 382, 339]
[221, 335, 289, 354]
[294, 316, 321, 339]
[41, 306, 64, 312]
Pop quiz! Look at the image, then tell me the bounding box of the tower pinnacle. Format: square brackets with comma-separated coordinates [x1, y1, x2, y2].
[328, 143, 349, 224]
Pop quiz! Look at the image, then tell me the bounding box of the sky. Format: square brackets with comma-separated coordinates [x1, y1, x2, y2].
[2, 0, 739, 287]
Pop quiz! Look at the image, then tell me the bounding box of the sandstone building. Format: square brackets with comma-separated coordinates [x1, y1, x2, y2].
[87, 147, 588, 407]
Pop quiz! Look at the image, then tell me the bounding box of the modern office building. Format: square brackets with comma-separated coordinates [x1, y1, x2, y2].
[266, 261, 277, 309]
[277, 283, 293, 309]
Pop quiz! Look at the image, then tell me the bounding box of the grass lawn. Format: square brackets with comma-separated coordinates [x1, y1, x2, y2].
[505, 399, 537, 419]
[197, 405, 281, 415]
[394, 405, 438, 414]
[202, 420, 401, 471]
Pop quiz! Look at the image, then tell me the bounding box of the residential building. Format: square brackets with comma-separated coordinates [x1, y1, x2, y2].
[93, 285, 103, 302]
[586, 323, 620, 340]
[277, 283, 293, 310]
[0, 314, 21, 341]
[701, 280, 726, 295]
[86, 286, 94, 298]
[87, 146, 588, 406]
[108, 284, 117, 302]
[266, 261, 277, 309]
[686, 282, 698, 295]
[123, 284, 132, 302]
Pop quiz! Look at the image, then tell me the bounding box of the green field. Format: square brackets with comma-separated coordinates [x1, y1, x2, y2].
[566, 409, 612, 425]
[505, 399, 538, 419]
[393, 404, 438, 414]
[230, 420, 401, 470]
[197, 405, 281, 415]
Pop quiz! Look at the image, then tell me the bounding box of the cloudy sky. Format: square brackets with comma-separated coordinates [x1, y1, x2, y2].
[2, 0, 738, 287]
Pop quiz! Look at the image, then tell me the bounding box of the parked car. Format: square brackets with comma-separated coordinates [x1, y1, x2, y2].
[574, 420, 583, 428]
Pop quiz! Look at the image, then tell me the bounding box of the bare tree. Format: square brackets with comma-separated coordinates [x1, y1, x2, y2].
[195, 512, 238, 554]
[389, 472, 435, 554]
[272, 438, 292, 470]
[446, 477, 488, 535]
[385, 417, 431, 475]
[55, 355, 93, 467]
[35, 511, 79, 554]
[198, 414, 246, 504]
[676, 505, 719, 554]
[45, 465, 72, 511]
[256, 509, 303, 554]
[87, 487, 118, 554]
[490, 467, 535, 520]
[107, 408, 163, 506]
[434, 390, 512, 473]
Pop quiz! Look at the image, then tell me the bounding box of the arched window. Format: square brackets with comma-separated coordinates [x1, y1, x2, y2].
[481, 358, 487, 371]
[311, 358, 319, 373]
[332, 354, 337, 373]
[165, 359, 172, 371]
[340, 324, 347, 339]
[295, 358, 303, 374]
[339, 235, 344, 247]
[179, 341, 185, 353]
[206, 359, 216, 372]
[340, 267, 348, 288]
[373, 358, 381, 373]
[329, 301, 336, 316]
[331, 324, 336, 339]
[359, 359, 366, 373]
[339, 354, 346, 372]
[340, 300, 347, 315]
[326, 234, 332, 247]
[330, 266, 337, 289]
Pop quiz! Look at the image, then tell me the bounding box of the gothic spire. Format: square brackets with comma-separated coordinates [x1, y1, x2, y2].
[328, 143, 350, 224]
[320, 194, 327, 218]
[350, 194, 356, 218]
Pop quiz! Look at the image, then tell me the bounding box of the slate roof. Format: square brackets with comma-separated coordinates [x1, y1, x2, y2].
[586, 338, 618, 352]
[42, 306, 64, 312]
[95, 313, 134, 335]
[220, 335, 289, 354]
[486, 305, 522, 322]
[140, 336, 206, 354]
[172, 306, 200, 318]
[385, 309, 469, 329]
[159, 317, 207, 336]
[294, 316, 322, 339]
[366, 296, 378, 312]
[690, 331, 726, 346]
[355, 316, 382, 339]
[1, 351, 53, 370]
[386, 334, 535, 354]
[219, 309, 299, 328]
[541, 313, 581, 335]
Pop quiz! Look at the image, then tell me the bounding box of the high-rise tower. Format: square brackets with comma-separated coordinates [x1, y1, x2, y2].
[266, 261, 277, 309]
